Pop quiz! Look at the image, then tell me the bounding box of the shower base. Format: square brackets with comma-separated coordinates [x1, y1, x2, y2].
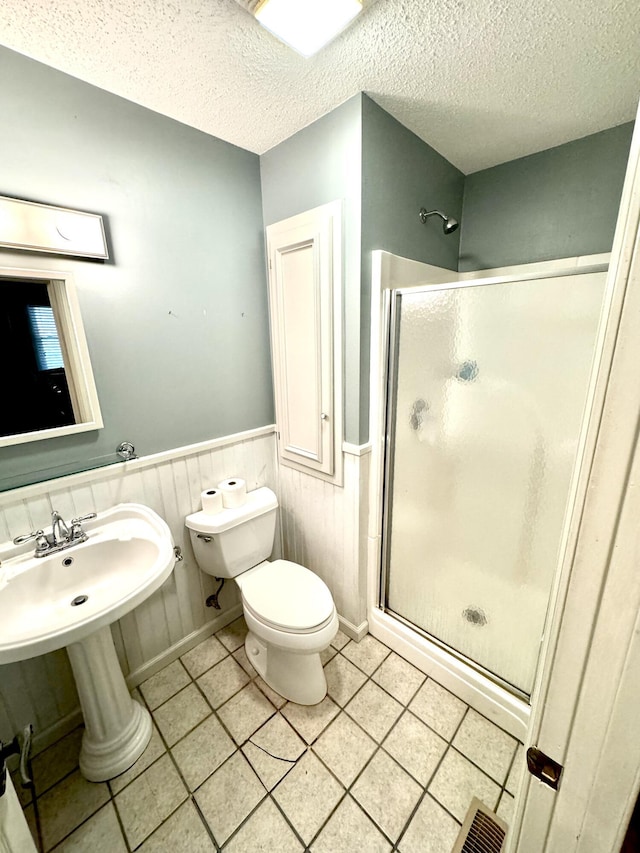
[368, 606, 529, 741]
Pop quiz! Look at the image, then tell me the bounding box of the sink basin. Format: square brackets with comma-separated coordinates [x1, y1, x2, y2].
[0, 503, 176, 782]
[0, 504, 175, 664]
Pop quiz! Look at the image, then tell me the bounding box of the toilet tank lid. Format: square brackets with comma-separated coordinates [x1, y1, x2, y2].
[185, 487, 277, 534]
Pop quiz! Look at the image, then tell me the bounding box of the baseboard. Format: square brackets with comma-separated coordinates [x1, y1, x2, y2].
[125, 604, 244, 688]
[338, 615, 369, 642]
[28, 709, 85, 761]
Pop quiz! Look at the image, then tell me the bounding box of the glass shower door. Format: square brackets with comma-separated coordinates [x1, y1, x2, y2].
[383, 272, 606, 696]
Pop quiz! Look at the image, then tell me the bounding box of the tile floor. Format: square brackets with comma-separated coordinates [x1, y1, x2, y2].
[18, 618, 523, 852]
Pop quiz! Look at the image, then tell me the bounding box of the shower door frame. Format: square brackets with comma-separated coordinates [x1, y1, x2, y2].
[367, 254, 612, 741]
[378, 265, 608, 693]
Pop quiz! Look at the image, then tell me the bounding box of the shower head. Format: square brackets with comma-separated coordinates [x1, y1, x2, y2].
[419, 208, 459, 235]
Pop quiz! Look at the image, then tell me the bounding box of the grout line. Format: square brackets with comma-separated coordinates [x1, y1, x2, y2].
[268, 791, 312, 850]
[191, 795, 221, 851]
[110, 798, 133, 853]
[128, 796, 191, 851]
[47, 801, 122, 853]
[30, 785, 45, 853]
[393, 706, 470, 849]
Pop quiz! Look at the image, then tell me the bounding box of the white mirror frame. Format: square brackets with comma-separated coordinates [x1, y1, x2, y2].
[0, 265, 103, 448]
[0, 196, 108, 259]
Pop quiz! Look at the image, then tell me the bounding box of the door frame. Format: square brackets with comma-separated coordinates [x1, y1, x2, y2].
[509, 108, 640, 852]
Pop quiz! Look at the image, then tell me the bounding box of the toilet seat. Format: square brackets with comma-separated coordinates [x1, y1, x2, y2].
[239, 559, 335, 633]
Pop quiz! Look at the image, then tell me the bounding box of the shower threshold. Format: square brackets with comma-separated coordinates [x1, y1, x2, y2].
[369, 605, 530, 741]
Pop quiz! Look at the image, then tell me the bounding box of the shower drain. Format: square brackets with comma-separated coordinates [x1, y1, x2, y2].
[463, 606, 487, 626]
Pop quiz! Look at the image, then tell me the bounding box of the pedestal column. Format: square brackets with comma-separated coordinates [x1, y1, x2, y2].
[66, 625, 152, 782]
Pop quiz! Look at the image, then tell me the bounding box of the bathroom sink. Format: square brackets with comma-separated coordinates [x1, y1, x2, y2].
[0, 503, 175, 665]
[0, 502, 176, 781]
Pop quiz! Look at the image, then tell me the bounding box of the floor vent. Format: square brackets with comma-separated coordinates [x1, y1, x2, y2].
[450, 798, 508, 853]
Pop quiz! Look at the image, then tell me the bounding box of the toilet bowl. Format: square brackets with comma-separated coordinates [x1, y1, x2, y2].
[185, 487, 338, 705]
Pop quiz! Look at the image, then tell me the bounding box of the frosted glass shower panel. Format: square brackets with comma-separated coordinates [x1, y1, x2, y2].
[385, 272, 606, 695]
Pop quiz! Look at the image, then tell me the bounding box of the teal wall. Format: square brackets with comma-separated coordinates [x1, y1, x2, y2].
[361, 96, 464, 273]
[260, 95, 363, 445]
[361, 96, 465, 443]
[0, 47, 273, 489]
[459, 123, 635, 271]
[0, 45, 633, 481]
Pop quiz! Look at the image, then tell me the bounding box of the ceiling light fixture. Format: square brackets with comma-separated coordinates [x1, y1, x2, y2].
[254, 0, 363, 57]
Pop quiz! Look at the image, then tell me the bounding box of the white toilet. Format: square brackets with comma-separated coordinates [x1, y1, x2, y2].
[185, 486, 338, 705]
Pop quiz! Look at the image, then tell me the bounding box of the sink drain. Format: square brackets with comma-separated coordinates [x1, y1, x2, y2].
[71, 595, 88, 607]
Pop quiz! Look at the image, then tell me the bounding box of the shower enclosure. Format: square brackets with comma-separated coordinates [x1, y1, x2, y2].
[377, 264, 607, 703]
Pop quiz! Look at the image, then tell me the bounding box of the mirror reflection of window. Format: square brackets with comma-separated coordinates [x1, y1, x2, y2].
[1, 279, 76, 437]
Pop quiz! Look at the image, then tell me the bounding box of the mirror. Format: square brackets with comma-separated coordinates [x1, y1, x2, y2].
[0, 266, 103, 449]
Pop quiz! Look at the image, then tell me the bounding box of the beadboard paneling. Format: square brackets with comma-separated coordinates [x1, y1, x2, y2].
[0, 428, 277, 750]
[278, 447, 370, 627]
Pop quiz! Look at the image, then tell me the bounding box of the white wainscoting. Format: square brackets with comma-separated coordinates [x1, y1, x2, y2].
[277, 444, 370, 632]
[0, 427, 277, 754]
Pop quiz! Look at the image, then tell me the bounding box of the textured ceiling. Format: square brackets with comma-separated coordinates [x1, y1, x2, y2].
[0, 0, 638, 172]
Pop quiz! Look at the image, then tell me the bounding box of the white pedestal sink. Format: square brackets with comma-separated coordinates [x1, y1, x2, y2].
[0, 504, 175, 782]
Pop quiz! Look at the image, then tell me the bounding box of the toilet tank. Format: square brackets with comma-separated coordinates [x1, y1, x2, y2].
[185, 487, 278, 578]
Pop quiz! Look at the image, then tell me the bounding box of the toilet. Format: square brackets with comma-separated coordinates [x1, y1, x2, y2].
[185, 486, 338, 705]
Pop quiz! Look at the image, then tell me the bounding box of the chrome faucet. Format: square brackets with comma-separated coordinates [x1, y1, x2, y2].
[50, 511, 70, 546]
[13, 510, 97, 558]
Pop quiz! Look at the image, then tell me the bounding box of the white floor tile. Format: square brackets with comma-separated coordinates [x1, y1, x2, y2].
[452, 709, 517, 785]
[114, 753, 187, 849]
[409, 679, 466, 741]
[372, 653, 426, 705]
[217, 683, 277, 745]
[351, 750, 422, 843]
[180, 635, 228, 678]
[224, 798, 303, 852]
[281, 696, 340, 744]
[137, 800, 215, 852]
[341, 635, 390, 675]
[152, 683, 211, 746]
[313, 712, 377, 787]
[345, 681, 403, 743]
[171, 715, 236, 791]
[216, 616, 248, 652]
[197, 656, 250, 709]
[382, 711, 447, 786]
[398, 794, 460, 853]
[140, 661, 191, 710]
[324, 655, 367, 707]
[38, 769, 109, 851]
[273, 751, 345, 845]
[311, 795, 392, 853]
[51, 802, 126, 853]
[195, 752, 266, 845]
[428, 748, 501, 823]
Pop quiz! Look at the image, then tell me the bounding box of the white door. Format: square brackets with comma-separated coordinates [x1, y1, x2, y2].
[509, 108, 640, 852]
[266, 201, 342, 482]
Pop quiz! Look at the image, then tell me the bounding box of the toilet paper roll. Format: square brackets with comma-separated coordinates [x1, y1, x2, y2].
[217, 478, 247, 509]
[201, 488, 223, 515]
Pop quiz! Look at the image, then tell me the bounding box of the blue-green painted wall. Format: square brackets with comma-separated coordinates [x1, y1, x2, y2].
[0, 47, 273, 489]
[0, 46, 632, 480]
[260, 95, 363, 445]
[361, 96, 464, 273]
[360, 96, 465, 443]
[459, 123, 635, 271]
